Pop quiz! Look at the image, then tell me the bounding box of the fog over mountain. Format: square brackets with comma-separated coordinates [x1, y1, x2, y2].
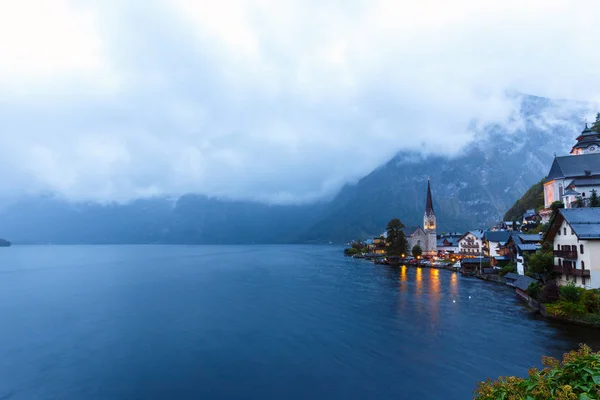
[0, 1, 599, 243]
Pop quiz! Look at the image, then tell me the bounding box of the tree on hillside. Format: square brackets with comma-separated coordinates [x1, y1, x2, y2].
[503, 178, 546, 221]
[386, 218, 407, 256]
[591, 189, 600, 207]
[412, 244, 423, 258]
[592, 112, 600, 132]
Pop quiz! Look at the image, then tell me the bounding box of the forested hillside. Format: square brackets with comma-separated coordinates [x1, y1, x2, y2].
[503, 178, 545, 221]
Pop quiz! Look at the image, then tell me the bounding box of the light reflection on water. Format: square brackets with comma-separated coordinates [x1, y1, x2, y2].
[3, 245, 600, 400]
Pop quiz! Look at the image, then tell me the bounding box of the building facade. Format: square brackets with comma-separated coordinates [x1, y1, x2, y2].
[546, 208, 600, 289]
[458, 231, 483, 256]
[543, 125, 600, 210]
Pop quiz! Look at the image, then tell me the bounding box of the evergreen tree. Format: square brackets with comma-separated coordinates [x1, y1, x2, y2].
[412, 244, 423, 258]
[591, 189, 600, 207]
[386, 218, 407, 256]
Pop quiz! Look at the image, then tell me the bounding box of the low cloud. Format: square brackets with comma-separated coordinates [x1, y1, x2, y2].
[0, 0, 599, 203]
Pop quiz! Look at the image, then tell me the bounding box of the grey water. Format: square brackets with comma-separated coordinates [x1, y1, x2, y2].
[1, 245, 599, 399]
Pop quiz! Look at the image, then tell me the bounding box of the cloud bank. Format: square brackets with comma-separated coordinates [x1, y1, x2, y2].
[0, 0, 599, 203]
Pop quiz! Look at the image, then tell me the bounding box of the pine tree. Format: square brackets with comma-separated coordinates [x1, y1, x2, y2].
[591, 189, 600, 207]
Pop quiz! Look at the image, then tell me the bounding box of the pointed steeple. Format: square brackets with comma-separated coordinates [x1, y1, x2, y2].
[425, 178, 434, 215]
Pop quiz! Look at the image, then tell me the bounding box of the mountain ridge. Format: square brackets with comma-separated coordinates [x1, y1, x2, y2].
[0, 94, 593, 244]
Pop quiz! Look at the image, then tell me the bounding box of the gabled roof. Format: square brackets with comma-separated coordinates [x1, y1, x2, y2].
[517, 243, 541, 252]
[547, 154, 600, 180]
[514, 275, 537, 291]
[517, 234, 542, 243]
[569, 177, 600, 187]
[483, 230, 512, 243]
[402, 226, 425, 237]
[505, 272, 521, 280]
[458, 230, 484, 242]
[545, 208, 600, 241]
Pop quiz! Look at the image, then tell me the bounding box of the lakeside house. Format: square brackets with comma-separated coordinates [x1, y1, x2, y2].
[457, 230, 484, 257]
[545, 208, 600, 289]
[437, 232, 462, 256]
[482, 230, 512, 267]
[500, 233, 542, 275]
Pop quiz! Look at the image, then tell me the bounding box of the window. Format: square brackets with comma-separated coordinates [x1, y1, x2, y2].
[583, 192, 586, 197]
[580, 244, 584, 254]
[572, 245, 577, 253]
[571, 228, 575, 235]
[582, 260, 586, 270]
[558, 229, 561, 236]
[564, 227, 567, 235]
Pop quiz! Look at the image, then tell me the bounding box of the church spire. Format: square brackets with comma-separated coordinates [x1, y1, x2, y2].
[425, 178, 434, 215]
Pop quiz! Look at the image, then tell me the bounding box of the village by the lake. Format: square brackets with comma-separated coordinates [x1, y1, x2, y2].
[345, 114, 600, 328]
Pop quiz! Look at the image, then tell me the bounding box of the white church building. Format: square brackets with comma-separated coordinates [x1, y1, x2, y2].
[542, 123, 600, 221]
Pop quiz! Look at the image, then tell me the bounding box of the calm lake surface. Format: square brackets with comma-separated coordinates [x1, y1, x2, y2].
[1, 245, 600, 399]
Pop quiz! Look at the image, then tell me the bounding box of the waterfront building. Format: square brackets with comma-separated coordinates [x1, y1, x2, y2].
[457, 230, 484, 257]
[482, 230, 511, 258]
[502, 233, 541, 275]
[545, 208, 600, 289]
[437, 232, 462, 256]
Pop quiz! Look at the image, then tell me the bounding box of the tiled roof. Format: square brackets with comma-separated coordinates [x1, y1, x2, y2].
[560, 208, 600, 239]
[505, 272, 521, 280]
[547, 153, 600, 180]
[514, 275, 537, 291]
[517, 234, 542, 242]
[569, 177, 600, 187]
[517, 243, 541, 252]
[483, 230, 512, 243]
[402, 226, 423, 237]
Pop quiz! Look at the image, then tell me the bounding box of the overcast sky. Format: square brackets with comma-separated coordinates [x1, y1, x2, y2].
[1, 0, 599, 204]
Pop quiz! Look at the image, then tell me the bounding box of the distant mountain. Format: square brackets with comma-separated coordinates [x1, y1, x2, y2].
[300, 94, 590, 242]
[0, 94, 592, 244]
[0, 194, 326, 244]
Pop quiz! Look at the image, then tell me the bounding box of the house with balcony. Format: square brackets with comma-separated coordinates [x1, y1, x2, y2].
[458, 230, 484, 257]
[437, 232, 462, 256]
[482, 230, 512, 266]
[369, 236, 387, 255]
[545, 208, 600, 289]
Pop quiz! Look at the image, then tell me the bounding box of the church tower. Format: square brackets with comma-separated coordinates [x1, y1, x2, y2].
[423, 179, 437, 256]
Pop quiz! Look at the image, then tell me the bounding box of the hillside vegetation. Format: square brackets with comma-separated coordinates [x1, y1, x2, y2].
[503, 178, 545, 221]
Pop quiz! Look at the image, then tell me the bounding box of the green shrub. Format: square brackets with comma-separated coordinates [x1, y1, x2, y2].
[583, 290, 600, 314]
[498, 264, 516, 277]
[474, 345, 600, 399]
[560, 282, 584, 303]
[546, 300, 587, 318]
[526, 282, 541, 300]
[344, 247, 359, 255]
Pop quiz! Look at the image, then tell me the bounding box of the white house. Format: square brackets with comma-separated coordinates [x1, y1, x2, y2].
[437, 233, 462, 255]
[545, 208, 600, 289]
[482, 230, 511, 258]
[458, 230, 484, 256]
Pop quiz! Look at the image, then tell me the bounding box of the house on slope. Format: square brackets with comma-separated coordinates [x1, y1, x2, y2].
[545, 208, 600, 289]
[501, 233, 542, 275]
[542, 125, 600, 221]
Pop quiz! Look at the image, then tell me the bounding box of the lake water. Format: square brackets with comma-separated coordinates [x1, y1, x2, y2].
[1, 245, 599, 399]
